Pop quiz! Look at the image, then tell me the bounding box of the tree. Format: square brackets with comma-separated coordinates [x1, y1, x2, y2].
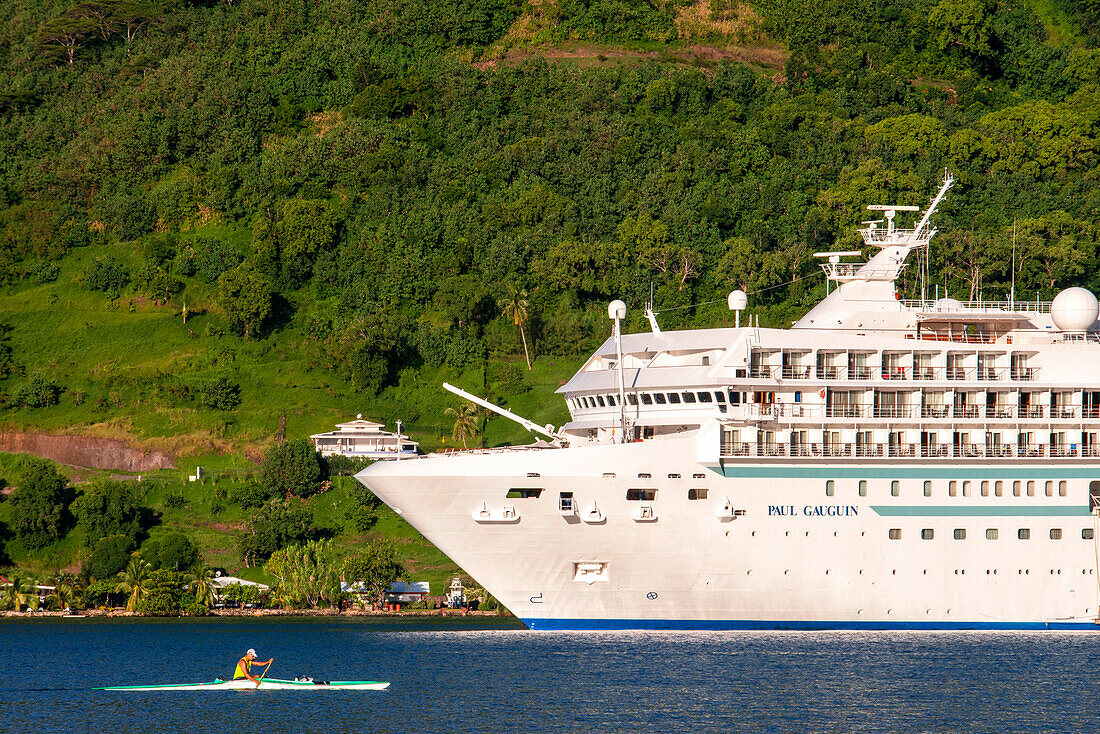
[0, 576, 39, 611]
[85, 534, 136, 580]
[72, 479, 149, 548]
[115, 554, 152, 612]
[11, 372, 62, 408]
[9, 459, 71, 550]
[264, 539, 343, 609]
[37, 15, 97, 65]
[445, 402, 480, 448]
[136, 570, 187, 616]
[217, 266, 273, 338]
[343, 538, 404, 606]
[238, 498, 314, 567]
[187, 566, 218, 608]
[499, 285, 532, 369]
[144, 531, 200, 572]
[261, 438, 323, 498]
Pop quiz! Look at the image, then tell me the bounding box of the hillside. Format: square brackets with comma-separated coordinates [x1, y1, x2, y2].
[2, 0, 1100, 585]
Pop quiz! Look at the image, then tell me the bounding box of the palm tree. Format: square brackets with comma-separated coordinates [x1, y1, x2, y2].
[116, 555, 152, 612]
[187, 566, 218, 608]
[499, 285, 532, 370]
[445, 403, 480, 449]
[2, 576, 38, 612]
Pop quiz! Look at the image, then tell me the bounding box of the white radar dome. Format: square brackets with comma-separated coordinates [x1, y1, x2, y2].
[728, 290, 748, 311]
[933, 297, 963, 313]
[608, 299, 626, 320]
[1051, 287, 1098, 332]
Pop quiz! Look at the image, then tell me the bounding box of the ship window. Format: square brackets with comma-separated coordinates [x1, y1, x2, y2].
[1045, 480, 1053, 497]
[693, 473, 706, 479]
[1050, 528, 1063, 540]
[682, 392, 696, 404]
[921, 529, 934, 540]
[889, 528, 901, 540]
[506, 488, 543, 499]
[654, 393, 667, 405]
[1026, 480, 1035, 496]
[559, 492, 574, 512]
[688, 488, 708, 500]
[641, 394, 653, 405]
[859, 480, 867, 497]
[668, 473, 681, 479]
[962, 481, 971, 497]
[638, 473, 651, 479]
[702, 356, 711, 366]
[607, 394, 617, 406]
[714, 392, 725, 403]
[826, 480, 835, 497]
[697, 392, 713, 403]
[628, 394, 638, 406]
[1013, 480, 1021, 497]
[728, 391, 741, 405]
[1018, 528, 1031, 540]
[528, 472, 540, 477]
[794, 391, 802, 403]
[596, 395, 606, 407]
[981, 481, 990, 497]
[891, 480, 900, 497]
[1058, 480, 1067, 497]
[986, 529, 999, 540]
[668, 392, 681, 404]
[954, 529, 966, 540]
[924, 480, 932, 497]
[626, 488, 657, 501]
[949, 481, 958, 497]
[995, 480, 1004, 497]
[1084, 528, 1095, 540]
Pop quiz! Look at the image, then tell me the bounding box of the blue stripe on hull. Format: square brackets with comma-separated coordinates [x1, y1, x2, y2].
[522, 618, 1100, 631]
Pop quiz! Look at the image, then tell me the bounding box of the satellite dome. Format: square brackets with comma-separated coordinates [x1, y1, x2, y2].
[933, 297, 963, 312]
[728, 290, 748, 311]
[607, 300, 626, 320]
[1051, 287, 1098, 332]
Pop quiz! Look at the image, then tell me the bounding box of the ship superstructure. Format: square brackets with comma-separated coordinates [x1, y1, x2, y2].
[360, 172, 1100, 630]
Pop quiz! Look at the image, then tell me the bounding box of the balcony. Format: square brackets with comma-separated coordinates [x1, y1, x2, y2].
[816, 366, 841, 380]
[781, 366, 812, 379]
[952, 405, 980, 419]
[847, 367, 874, 380]
[1011, 368, 1036, 381]
[826, 404, 865, 418]
[873, 406, 912, 419]
[717, 441, 1083, 460]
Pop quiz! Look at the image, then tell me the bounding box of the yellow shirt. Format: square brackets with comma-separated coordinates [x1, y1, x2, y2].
[234, 657, 251, 680]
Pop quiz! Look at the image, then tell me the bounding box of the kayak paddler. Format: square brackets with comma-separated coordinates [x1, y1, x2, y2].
[233, 648, 274, 687]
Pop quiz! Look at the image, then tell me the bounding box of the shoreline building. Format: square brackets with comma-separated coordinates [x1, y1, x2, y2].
[310, 416, 419, 459]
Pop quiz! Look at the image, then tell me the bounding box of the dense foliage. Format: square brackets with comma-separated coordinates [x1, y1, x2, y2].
[0, 0, 1098, 435]
[261, 438, 325, 498]
[72, 479, 153, 548]
[8, 459, 71, 550]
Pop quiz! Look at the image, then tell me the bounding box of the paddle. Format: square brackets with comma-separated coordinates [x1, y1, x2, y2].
[255, 661, 272, 688]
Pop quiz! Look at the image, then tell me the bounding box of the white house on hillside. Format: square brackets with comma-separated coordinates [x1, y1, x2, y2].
[310, 416, 419, 459]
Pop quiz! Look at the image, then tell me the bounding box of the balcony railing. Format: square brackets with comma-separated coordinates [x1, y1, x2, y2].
[718, 441, 1090, 460]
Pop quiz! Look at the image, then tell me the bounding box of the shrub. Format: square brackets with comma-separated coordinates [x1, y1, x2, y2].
[194, 238, 244, 284]
[136, 570, 187, 616]
[30, 260, 60, 284]
[232, 480, 280, 510]
[83, 256, 131, 296]
[238, 498, 314, 567]
[490, 361, 530, 394]
[323, 455, 372, 477]
[198, 377, 241, 410]
[11, 372, 62, 408]
[163, 491, 186, 509]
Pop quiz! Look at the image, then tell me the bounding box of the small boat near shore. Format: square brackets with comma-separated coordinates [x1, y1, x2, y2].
[94, 677, 390, 691]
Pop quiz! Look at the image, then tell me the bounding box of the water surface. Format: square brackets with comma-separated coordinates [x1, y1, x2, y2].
[1, 617, 1095, 733]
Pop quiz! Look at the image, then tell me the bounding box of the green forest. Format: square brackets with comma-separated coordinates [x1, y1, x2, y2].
[2, 0, 1100, 600]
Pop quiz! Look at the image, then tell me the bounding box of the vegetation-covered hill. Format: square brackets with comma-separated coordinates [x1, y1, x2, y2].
[2, 0, 1100, 586]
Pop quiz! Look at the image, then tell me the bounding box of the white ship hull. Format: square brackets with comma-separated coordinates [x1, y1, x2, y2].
[359, 432, 1100, 630]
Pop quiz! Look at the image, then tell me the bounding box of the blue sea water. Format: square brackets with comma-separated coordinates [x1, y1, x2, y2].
[0, 617, 1096, 733]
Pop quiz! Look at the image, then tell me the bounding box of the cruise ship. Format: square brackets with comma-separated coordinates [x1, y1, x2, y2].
[359, 172, 1100, 630]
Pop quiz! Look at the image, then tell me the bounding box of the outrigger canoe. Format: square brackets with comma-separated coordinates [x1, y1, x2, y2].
[94, 677, 390, 691]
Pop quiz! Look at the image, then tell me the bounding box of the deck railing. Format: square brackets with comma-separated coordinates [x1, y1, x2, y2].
[719, 441, 1099, 460]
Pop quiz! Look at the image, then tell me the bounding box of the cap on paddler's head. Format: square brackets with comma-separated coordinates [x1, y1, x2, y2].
[246, 648, 257, 657]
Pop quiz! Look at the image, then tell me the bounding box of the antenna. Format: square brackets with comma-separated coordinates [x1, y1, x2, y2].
[608, 300, 629, 443]
[1010, 217, 1016, 310]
